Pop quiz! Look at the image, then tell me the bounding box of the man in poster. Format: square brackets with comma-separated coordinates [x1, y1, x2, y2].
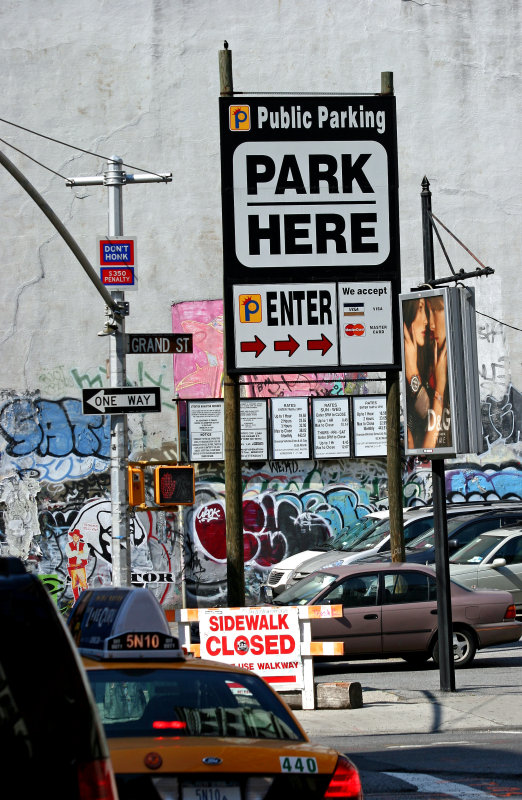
[402, 292, 452, 452]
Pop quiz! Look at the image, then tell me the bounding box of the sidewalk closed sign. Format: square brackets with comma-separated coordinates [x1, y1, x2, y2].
[198, 607, 302, 687]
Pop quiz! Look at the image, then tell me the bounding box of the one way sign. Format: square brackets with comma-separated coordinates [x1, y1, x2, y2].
[82, 387, 161, 415]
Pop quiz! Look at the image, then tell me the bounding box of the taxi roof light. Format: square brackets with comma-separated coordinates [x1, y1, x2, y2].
[68, 587, 185, 661]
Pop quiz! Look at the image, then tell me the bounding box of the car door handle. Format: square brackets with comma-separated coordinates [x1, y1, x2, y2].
[430, 609, 438, 615]
[364, 614, 379, 620]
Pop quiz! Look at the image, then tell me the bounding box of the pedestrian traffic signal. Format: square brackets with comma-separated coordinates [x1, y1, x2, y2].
[154, 465, 195, 506]
[128, 466, 145, 506]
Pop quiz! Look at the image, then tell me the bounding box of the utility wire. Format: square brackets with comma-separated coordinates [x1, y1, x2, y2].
[428, 212, 456, 275]
[476, 311, 522, 333]
[1, 118, 520, 335]
[426, 214, 521, 330]
[0, 136, 68, 180]
[431, 212, 488, 270]
[0, 116, 169, 180]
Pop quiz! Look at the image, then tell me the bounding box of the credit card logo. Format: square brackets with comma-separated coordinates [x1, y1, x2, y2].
[345, 323, 365, 336]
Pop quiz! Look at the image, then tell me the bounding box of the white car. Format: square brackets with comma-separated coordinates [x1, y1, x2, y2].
[450, 527, 522, 612]
[261, 503, 512, 600]
[262, 511, 390, 597]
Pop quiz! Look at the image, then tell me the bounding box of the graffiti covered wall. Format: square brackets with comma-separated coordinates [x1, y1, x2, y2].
[1, 299, 521, 610]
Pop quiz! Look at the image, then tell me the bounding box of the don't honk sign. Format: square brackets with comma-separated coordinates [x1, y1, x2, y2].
[198, 606, 302, 687]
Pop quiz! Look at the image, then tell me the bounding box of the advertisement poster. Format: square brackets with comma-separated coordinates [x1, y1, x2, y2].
[198, 607, 302, 687]
[400, 288, 458, 457]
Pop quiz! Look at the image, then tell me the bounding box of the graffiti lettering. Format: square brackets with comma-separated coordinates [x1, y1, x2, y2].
[0, 398, 110, 459]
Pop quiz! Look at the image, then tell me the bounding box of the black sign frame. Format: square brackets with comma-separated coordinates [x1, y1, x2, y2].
[219, 95, 402, 374]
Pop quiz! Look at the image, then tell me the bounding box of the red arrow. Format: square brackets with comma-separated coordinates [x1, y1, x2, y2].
[274, 334, 300, 356]
[307, 334, 333, 356]
[240, 336, 266, 358]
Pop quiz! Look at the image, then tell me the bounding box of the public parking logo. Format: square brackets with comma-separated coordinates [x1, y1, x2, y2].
[239, 294, 262, 323]
[229, 105, 250, 131]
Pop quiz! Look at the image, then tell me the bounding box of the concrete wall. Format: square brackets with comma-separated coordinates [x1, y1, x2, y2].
[0, 0, 520, 610]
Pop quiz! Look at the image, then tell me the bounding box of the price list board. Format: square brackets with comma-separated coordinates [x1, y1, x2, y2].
[240, 399, 269, 460]
[312, 398, 351, 458]
[353, 395, 387, 456]
[270, 397, 310, 460]
[187, 400, 225, 461]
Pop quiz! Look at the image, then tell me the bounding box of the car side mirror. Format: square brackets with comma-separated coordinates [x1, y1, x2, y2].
[448, 538, 459, 551]
[490, 557, 507, 569]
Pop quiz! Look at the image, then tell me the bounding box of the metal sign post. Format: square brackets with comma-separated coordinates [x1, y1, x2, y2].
[67, 158, 172, 587]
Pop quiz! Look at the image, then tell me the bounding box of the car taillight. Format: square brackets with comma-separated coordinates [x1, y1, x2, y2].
[78, 758, 118, 800]
[153, 720, 187, 730]
[324, 755, 362, 798]
[504, 604, 517, 620]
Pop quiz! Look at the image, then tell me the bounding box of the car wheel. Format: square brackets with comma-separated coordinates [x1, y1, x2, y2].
[402, 653, 430, 666]
[432, 628, 476, 668]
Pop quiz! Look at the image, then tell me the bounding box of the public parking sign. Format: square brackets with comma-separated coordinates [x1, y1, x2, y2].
[220, 96, 401, 373]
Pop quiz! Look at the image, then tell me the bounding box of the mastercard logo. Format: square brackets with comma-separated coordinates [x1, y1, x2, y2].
[345, 323, 365, 336]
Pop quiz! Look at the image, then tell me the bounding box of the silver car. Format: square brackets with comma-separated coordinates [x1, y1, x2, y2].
[450, 527, 522, 612]
[262, 502, 522, 600]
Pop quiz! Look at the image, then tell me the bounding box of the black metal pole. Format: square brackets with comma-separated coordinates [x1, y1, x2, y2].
[421, 177, 455, 692]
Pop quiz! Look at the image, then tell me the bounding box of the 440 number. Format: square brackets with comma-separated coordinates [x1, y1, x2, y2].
[280, 756, 318, 774]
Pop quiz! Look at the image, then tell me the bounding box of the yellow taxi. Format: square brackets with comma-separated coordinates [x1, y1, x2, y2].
[68, 587, 363, 800]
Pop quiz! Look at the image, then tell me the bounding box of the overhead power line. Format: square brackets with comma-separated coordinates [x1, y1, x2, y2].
[1, 118, 520, 335]
[0, 116, 169, 181]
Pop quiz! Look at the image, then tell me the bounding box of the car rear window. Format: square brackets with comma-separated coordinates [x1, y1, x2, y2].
[87, 667, 303, 741]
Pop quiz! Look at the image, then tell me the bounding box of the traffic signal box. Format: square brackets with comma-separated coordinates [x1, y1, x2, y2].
[128, 466, 145, 506]
[154, 465, 195, 506]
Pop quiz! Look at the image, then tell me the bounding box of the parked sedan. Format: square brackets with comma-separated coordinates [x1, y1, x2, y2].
[272, 562, 522, 667]
[450, 527, 522, 612]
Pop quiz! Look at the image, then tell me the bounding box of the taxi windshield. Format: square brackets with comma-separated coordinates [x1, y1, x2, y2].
[87, 667, 303, 741]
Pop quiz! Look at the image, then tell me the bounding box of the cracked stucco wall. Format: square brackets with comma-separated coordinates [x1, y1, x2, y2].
[0, 0, 520, 600]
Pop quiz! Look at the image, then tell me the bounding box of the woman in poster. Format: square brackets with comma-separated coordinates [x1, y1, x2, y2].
[403, 297, 431, 448]
[403, 294, 451, 450]
[424, 294, 451, 449]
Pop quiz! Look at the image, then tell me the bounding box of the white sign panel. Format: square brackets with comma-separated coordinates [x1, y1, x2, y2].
[233, 141, 390, 268]
[198, 607, 302, 688]
[233, 283, 339, 370]
[271, 397, 310, 459]
[188, 401, 224, 461]
[338, 281, 393, 365]
[240, 400, 269, 460]
[353, 396, 387, 456]
[312, 398, 351, 458]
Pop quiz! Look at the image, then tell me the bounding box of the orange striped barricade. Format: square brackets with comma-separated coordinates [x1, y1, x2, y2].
[173, 604, 343, 710]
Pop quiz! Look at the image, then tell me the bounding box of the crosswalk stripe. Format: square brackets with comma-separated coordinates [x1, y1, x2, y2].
[385, 772, 498, 800]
